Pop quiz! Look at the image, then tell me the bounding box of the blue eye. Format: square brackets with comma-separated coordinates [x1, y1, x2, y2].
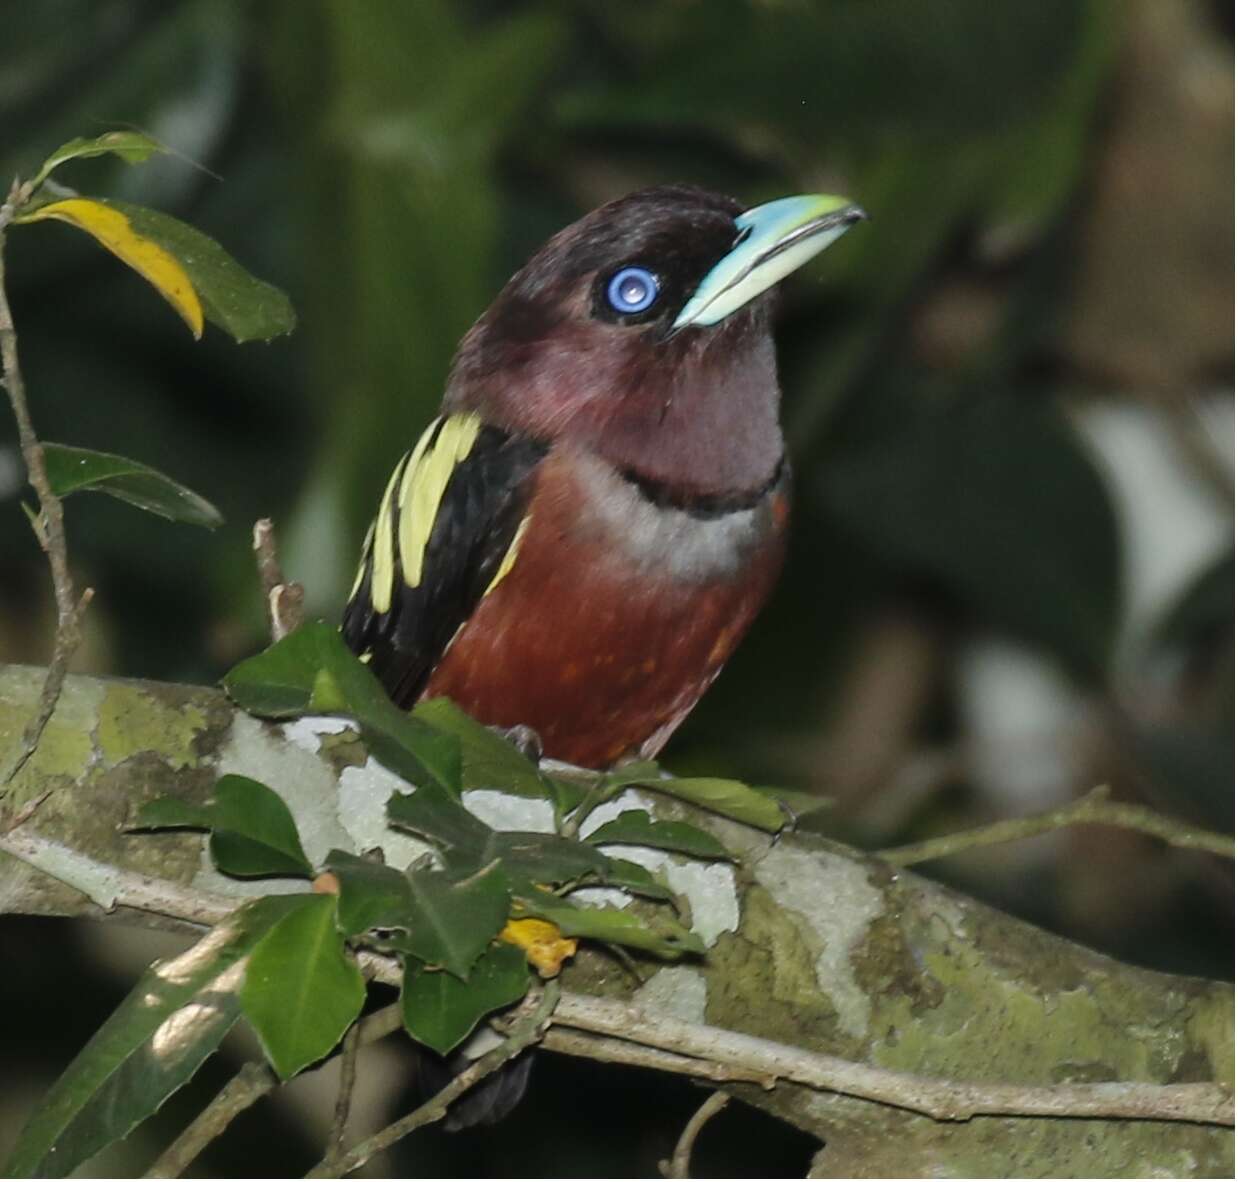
[606, 266, 659, 314]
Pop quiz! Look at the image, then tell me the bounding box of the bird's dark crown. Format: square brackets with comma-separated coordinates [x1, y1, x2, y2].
[508, 185, 745, 329]
[450, 186, 758, 362]
[444, 184, 785, 498]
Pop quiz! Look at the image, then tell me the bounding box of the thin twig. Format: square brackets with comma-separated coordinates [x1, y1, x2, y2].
[253, 517, 304, 642]
[146, 1003, 405, 1179]
[0, 184, 91, 788]
[4, 839, 1230, 1131]
[879, 784, 1234, 867]
[306, 982, 561, 1178]
[145, 1061, 277, 1178]
[317, 1011, 363, 1176]
[660, 1090, 729, 1179]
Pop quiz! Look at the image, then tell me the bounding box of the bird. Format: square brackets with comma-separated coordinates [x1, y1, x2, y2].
[341, 183, 865, 1124]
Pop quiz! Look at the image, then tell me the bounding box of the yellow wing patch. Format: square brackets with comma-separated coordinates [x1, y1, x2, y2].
[356, 411, 523, 618]
[357, 413, 488, 615]
[348, 521, 375, 602]
[368, 456, 408, 615]
[483, 514, 531, 597]
[398, 413, 482, 588]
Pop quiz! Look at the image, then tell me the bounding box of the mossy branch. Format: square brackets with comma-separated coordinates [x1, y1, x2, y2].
[0, 664, 1232, 1177]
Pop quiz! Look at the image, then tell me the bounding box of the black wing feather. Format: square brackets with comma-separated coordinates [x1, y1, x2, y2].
[342, 421, 547, 708]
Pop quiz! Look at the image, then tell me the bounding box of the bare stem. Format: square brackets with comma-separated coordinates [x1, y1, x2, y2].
[306, 982, 561, 1178]
[660, 1090, 729, 1179]
[879, 784, 1235, 867]
[253, 517, 304, 642]
[0, 182, 90, 790]
[146, 1004, 404, 1179]
[144, 1061, 277, 1178]
[315, 1013, 363, 1177]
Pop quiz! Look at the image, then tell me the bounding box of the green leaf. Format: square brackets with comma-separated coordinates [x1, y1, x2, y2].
[485, 831, 610, 886]
[387, 782, 492, 854]
[33, 130, 164, 187]
[223, 623, 462, 794]
[17, 198, 205, 336]
[207, 776, 313, 878]
[222, 621, 336, 715]
[388, 783, 609, 888]
[132, 795, 212, 830]
[401, 943, 530, 1055]
[604, 767, 787, 834]
[323, 849, 416, 937]
[540, 771, 590, 817]
[586, 809, 734, 861]
[134, 775, 313, 879]
[4, 895, 302, 1178]
[752, 784, 832, 823]
[597, 857, 675, 902]
[41, 442, 222, 528]
[413, 697, 552, 799]
[386, 862, 511, 979]
[515, 891, 705, 960]
[602, 761, 664, 790]
[105, 200, 295, 342]
[241, 894, 366, 1079]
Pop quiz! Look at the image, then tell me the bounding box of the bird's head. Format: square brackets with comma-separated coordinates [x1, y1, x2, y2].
[446, 185, 865, 496]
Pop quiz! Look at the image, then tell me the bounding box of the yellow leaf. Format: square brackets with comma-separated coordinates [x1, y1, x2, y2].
[500, 917, 578, 979]
[19, 198, 204, 338]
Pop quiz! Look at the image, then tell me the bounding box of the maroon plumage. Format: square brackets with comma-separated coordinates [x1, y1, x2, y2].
[341, 182, 863, 1127]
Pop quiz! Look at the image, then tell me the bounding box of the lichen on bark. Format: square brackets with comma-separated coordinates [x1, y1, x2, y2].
[0, 664, 1232, 1178]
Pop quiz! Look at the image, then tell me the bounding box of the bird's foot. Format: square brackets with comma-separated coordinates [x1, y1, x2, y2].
[494, 723, 543, 763]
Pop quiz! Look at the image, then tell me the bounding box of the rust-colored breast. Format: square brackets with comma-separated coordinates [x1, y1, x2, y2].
[424, 450, 787, 768]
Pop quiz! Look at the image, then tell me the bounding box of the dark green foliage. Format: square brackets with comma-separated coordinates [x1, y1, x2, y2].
[240, 895, 366, 1079]
[401, 943, 532, 1056]
[134, 773, 313, 878]
[42, 443, 223, 529]
[3, 895, 307, 1178]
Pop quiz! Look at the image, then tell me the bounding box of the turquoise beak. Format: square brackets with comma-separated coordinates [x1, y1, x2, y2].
[672, 193, 866, 330]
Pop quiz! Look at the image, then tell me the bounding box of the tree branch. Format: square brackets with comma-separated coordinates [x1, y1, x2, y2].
[0, 186, 91, 789]
[252, 518, 304, 643]
[0, 666, 1232, 1176]
[144, 1061, 277, 1179]
[320, 1012, 362, 1172]
[6, 831, 1224, 1135]
[304, 983, 561, 1178]
[540, 1028, 776, 1089]
[544, 993, 1233, 1126]
[147, 1003, 406, 1178]
[880, 783, 1234, 865]
[660, 1090, 729, 1179]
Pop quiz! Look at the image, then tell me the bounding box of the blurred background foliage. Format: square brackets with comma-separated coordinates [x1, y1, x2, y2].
[1, 0, 1232, 1175]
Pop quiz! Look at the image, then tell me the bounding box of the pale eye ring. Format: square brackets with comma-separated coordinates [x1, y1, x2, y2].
[606, 266, 659, 314]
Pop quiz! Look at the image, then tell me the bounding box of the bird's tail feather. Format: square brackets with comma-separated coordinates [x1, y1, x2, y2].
[411, 1047, 535, 1131]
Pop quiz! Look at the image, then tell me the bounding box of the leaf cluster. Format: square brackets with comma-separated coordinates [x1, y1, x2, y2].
[5, 621, 808, 1177]
[5, 131, 296, 533]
